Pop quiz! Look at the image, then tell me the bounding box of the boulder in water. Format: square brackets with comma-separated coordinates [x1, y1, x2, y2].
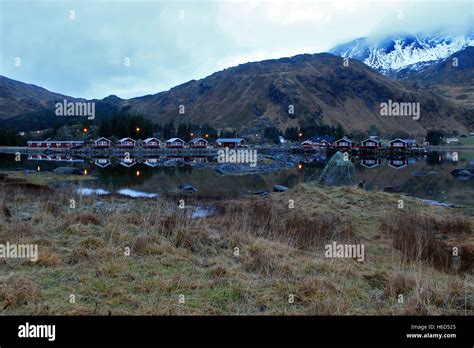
[178, 184, 198, 192]
[318, 152, 355, 186]
[273, 185, 288, 192]
[253, 190, 269, 196]
[383, 186, 401, 193]
[451, 168, 474, 180]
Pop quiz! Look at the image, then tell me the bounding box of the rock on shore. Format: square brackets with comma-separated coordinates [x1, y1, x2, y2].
[318, 152, 355, 186]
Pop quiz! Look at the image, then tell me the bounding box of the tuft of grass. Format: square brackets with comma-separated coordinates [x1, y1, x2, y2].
[0, 277, 42, 310]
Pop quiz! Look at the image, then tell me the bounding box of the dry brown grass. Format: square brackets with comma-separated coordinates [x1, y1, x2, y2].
[380, 211, 473, 272]
[0, 277, 42, 310]
[217, 198, 357, 250]
[0, 179, 472, 315]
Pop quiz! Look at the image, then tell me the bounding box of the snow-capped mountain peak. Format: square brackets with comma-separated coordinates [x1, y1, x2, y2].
[330, 33, 474, 76]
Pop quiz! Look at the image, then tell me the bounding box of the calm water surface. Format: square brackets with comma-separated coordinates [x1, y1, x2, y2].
[0, 151, 473, 206]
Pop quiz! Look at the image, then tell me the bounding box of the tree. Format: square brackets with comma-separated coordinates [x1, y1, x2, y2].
[367, 124, 380, 136]
[201, 123, 218, 140]
[426, 129, 445, 145]
[263, 126, 282, 144]
[163, 121, 176, 139]
[177, 123, 189, 139]
[99, 117, 113, 137]
[335, 124, 345, 139]
[284, 127, 299, 141]
[220, 129, 237, 138]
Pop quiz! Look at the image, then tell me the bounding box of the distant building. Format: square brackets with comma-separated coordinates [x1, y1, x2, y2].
[334, 136, 354, 150]
[117, 137, 136, 148]
[389, 139, 407, 149]
[311, 135, 334, 147]
[165, 138, 185, 148]
[27, 139, 84, 149]
[446, 137, 460, 144]
[189, 137, 208, 148]
[93, 137, 112, 148]
[469, 132, 474, 137]
[300, 140, 314, 148]
[142, 137, 161, 148]
[360, 136, 382, 149]
[389, 138, 417, 150]
[215, 138, 246, 148]
[404, 139, 418, 148]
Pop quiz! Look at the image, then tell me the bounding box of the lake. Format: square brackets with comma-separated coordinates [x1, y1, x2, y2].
[0, 150, 473, 206]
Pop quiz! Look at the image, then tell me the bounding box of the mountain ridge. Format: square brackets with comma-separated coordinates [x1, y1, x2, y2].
[330, 33, 474, 78]
[0, 51, 472, 136]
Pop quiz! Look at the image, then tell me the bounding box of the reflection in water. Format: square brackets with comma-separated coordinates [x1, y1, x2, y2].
[0, 151, 473, 205]
[387, 158, 408, 169]
[28, 154, 84, 163]
[360, 158, 381, 169]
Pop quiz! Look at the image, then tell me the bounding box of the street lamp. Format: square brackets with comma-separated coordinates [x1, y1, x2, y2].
[83, 128, 88, 133]
[205, 134, 209, 139]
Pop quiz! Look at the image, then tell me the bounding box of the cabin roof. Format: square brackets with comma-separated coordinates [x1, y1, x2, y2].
[118, 137, 135, 142]
[143, 137, 160, 142]
[390, 138, 407, 144]
[166, 138, 185, 142]
[362, 136, 381, 143]
[335, 136, 352, 143]
[311, 135, 334, 143]
[95, 137, 111, 142]
[190, 137, 208, 143]
[301, 140, 313, 144]
[216, 138, 245, 143]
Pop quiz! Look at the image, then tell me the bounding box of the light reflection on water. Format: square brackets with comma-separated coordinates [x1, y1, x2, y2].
[0, 151, 473, 206]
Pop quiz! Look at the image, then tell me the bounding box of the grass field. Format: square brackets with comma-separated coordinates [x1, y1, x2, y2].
[0, 172, 472, 315]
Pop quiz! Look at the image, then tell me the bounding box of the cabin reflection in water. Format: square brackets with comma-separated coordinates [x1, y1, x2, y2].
[143, 157, 160, 167]
[120, 157, 136, 168]
[189, 156, 208, 163]
[94, 157, 111, 168]
[25, 154, 420, 171]
[28, 154, 84, 163]
[388, 158, 408, 169]
[360, 158, 381, 169]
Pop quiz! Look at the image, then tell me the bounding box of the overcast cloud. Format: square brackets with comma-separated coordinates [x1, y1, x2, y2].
[0, 0, 472, 99]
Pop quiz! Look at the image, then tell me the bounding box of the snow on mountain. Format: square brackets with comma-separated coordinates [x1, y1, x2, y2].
[330, 33, 474, 77]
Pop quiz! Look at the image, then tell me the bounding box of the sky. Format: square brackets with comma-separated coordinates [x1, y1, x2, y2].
[0, 0, 472, 99]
